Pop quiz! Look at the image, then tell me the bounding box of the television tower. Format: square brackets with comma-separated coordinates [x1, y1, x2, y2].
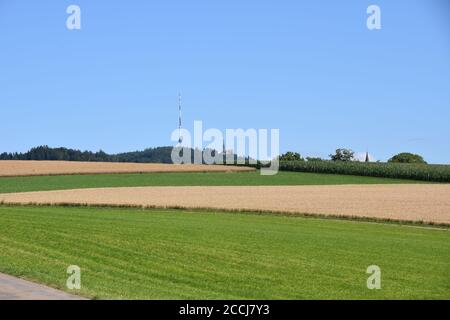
[178, 93, 183, 144]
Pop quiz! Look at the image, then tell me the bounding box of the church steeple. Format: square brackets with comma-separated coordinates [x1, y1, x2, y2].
[365, 151, 370, 162]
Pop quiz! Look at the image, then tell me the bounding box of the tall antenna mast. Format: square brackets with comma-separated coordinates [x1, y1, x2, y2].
[178, 93, 182, 144]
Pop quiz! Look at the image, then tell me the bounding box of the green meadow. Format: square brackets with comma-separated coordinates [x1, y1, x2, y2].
[0, 171, 421, 193]
[0, 205, 448, 300]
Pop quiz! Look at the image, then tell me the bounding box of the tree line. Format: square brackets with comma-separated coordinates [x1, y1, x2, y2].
[0, 145, 247, 164]
[0, 146, 177, 163]
[279, 148, 427, 164]
[0, 146, 428, 165]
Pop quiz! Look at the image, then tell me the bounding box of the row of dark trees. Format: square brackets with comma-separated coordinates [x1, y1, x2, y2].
[0, 145, 249, 165]
[279, 149, 427, 164]
[0, 146, 177, 163]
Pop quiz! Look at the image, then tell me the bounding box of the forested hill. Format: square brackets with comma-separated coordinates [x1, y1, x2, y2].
[0, 145, 243, 164]
[0, 146, 178, 163]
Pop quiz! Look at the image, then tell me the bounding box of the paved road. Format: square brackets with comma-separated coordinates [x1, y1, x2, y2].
[0, 273, 86, 300]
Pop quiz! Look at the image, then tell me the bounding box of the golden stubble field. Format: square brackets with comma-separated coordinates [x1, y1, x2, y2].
[2, 185, 450, 224]
[0, 160, 255, 177]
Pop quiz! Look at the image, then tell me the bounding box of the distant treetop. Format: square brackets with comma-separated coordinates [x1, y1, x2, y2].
[329, 148, 354, 162]
[388, 152, 427, 164]
[279, 152, 303, 161]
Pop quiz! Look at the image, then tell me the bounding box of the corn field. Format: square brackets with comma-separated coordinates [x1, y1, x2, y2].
[278, 161, 450, 182]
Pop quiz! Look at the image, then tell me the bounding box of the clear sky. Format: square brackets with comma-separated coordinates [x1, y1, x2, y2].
[1, 0, 449, 163]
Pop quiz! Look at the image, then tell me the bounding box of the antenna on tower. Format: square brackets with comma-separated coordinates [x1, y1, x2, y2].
[178, 93, 183, 144]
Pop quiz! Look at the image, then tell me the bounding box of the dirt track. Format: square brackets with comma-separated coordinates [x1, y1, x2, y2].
[0, 160, 254, 177]
[1, 185, 449, 224]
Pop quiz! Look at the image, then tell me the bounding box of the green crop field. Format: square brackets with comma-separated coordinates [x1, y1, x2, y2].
[0, 171, 422, 194]
[279, 161, 450, 182]
[0, 205, 448, 300]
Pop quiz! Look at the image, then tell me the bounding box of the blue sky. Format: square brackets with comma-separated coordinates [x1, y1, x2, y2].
[0, 0, 449, 163]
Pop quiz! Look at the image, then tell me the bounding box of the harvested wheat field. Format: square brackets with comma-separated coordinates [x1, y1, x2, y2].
[1, 184, 450, 224]
[0, 160, 255, 177]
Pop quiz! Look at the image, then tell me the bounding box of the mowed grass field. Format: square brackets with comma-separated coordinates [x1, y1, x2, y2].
[0, 205, 448, 299]
[0, 171, 422, 193]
